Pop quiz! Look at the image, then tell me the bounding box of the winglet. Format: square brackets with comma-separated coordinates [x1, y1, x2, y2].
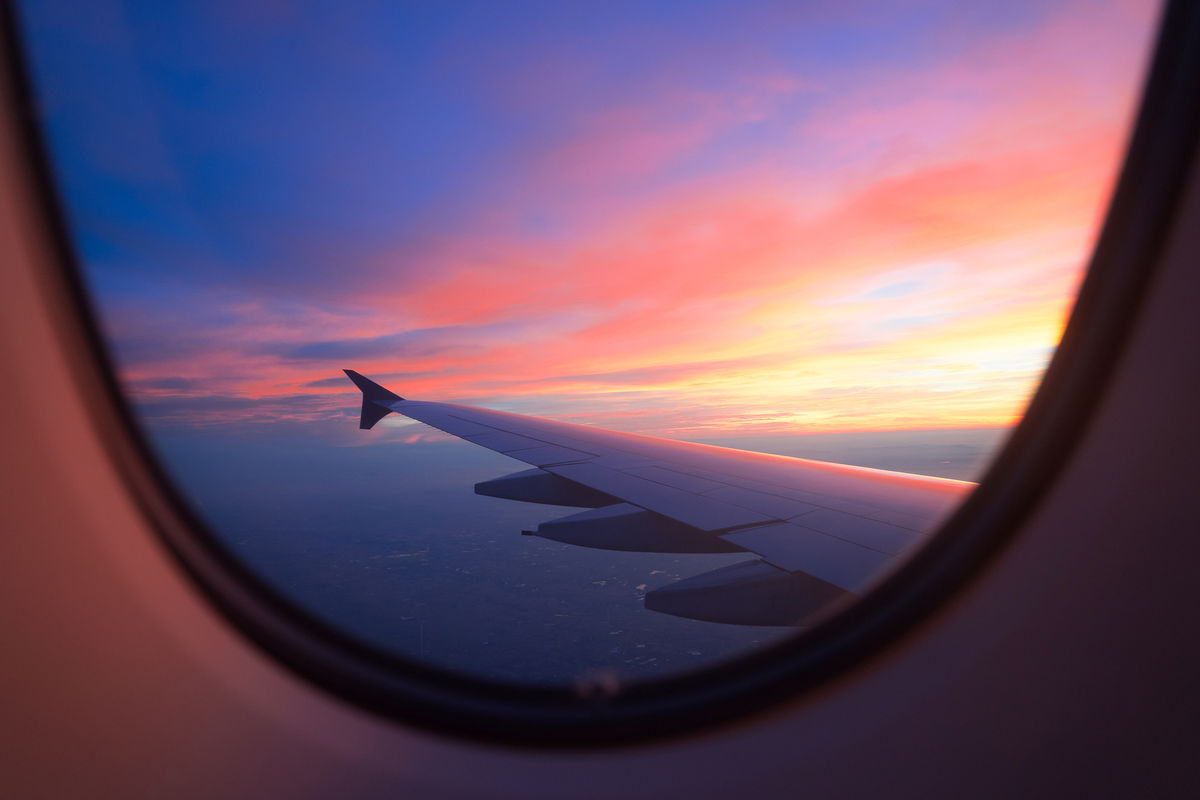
[343, 369, 404, 430]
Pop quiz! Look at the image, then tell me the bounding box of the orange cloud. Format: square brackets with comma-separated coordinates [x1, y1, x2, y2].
[120, 0, 1158, 440]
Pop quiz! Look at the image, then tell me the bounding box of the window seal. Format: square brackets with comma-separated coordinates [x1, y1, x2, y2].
[2, 0, 1197, 747]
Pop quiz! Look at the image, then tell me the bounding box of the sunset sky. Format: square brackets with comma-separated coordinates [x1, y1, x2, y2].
[22, 0, 1159, 442]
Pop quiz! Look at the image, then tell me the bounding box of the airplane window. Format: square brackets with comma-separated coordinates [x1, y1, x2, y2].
[11, 0, 1161, 731]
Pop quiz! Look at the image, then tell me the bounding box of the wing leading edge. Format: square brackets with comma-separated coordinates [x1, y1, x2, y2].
[344, 369, 974, 626]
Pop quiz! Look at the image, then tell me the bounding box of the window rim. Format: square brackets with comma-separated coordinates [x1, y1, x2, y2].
[2, 0, 1197, 748]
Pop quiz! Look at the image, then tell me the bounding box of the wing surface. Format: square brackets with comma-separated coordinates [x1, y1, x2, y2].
[345, 370, 973, 626]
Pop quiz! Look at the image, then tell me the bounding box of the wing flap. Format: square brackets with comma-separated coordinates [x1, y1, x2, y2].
[720, 523, 893, 592]
[461, 429, 546, 453]
[796, 508, 920, 555]
[502, 444, 594, 467]
[622, 465, 728, 493]
[702, 485, 822, 521]
[548, 462, 774, 531]
[398, 404, 496, 437]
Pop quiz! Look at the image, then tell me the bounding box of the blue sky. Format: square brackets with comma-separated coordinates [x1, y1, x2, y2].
[18, 1, 1152, 446]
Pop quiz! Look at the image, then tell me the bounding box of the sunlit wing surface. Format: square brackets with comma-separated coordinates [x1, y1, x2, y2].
[346, 370, 973, 626]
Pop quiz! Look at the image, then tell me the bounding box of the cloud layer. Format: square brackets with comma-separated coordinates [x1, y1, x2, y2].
[27, 0, 1160, 441]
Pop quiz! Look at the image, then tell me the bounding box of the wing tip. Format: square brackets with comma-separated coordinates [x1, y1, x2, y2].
[343, 369, 404, 402]
[344, 369, 404, 430]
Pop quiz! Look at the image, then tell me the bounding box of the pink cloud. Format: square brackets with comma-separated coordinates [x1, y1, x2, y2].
[122, 0, 1158, 437]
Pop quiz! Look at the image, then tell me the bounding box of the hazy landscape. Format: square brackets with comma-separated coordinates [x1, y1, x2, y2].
[152, 419, 1007, 686]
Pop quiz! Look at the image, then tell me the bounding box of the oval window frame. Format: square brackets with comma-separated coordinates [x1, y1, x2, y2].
[2, 0, 1198, 747]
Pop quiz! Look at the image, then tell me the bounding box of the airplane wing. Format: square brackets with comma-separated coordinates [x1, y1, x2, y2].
[345, 369, 973, 626]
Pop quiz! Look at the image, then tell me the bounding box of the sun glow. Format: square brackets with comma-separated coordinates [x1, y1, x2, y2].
[52, 0, 1156, 441]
